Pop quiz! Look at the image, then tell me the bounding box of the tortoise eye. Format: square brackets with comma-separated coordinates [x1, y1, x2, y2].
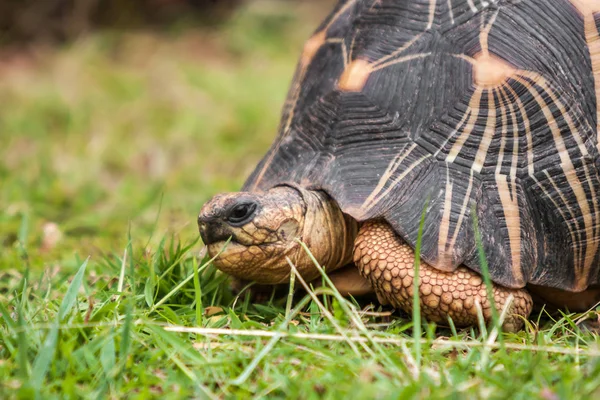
[227, 203, 257, 224]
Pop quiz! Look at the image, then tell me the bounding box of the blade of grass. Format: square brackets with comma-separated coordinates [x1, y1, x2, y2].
[143, 191, 165, 252]
[150, 238, 166, 286]
[17, 211, 31, 276]
[119, 298, 133, 365]
[59, 258, 89, 321]
[480, 295, 514, 369]
[18, 210, 29, 246]
[30, 325, 59, 391]
[193, 255, 203, 328]
[162, 325, 600, 356]
[117, 249, 127, 294]
[447, 316, 458, 339]
[470, 207, 502, 341]
[475, 301, 488, 339]
[100, 333, 116, 378]
[144, 277, 156, 307]
[127, 225, 137, 293]
[285, 268, 296, 320]
[412, 197, 429, 367]
[17, 279, 30, 380]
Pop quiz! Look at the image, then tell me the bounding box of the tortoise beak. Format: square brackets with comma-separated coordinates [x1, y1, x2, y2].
[198, 210, 231, 245]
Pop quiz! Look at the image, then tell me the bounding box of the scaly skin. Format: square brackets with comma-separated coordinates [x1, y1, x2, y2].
[354, 220, 533, 332]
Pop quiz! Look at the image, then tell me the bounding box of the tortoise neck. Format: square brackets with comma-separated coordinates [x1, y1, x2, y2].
[297, 189, 358, 273]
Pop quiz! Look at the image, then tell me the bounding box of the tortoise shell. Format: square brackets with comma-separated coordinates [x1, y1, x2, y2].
[243, 0, 600, 292]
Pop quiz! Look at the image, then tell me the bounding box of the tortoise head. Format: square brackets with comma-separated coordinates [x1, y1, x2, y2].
[198, 186, 357, 284]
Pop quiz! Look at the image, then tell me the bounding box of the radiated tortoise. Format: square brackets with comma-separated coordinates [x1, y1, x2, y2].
[198, 0, 600, 331]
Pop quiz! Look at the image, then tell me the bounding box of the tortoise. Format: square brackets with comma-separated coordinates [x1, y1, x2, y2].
[198, 0, 600, 332]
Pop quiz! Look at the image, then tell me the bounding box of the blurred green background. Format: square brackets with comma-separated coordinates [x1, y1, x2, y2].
[0, 0, 333, 268]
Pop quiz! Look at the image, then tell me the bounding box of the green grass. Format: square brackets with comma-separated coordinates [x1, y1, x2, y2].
[1, 1, 600, 398]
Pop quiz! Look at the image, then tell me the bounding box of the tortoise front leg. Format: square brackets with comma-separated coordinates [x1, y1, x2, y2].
[353, 221, 533, 332]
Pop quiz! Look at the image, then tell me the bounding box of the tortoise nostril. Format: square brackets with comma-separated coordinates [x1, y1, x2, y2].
[197, 212, 213, 225]
[197, 219, 209, 242]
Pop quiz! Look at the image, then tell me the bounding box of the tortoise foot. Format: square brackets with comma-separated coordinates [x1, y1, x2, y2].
[354, 220, 533, 332]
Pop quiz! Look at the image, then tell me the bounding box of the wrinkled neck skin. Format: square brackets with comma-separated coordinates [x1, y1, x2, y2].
[292, 188, 358, 281]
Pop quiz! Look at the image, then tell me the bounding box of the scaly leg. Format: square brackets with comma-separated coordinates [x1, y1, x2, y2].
[353, 220, 533, 332]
